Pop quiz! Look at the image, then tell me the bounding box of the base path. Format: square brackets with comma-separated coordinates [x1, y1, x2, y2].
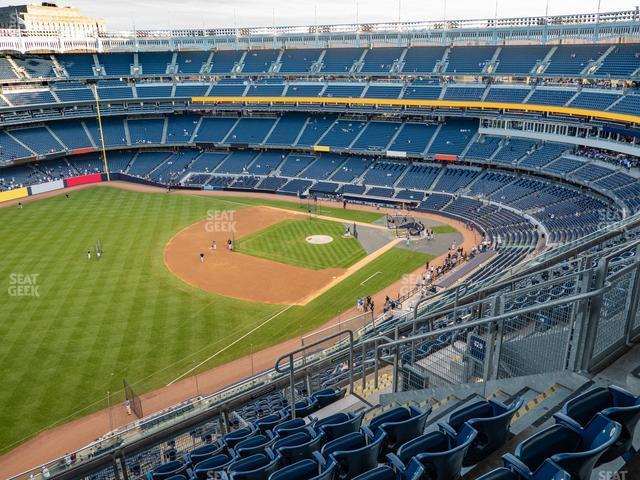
[164, 206, 347, 305]
[0, 182, 481, 478]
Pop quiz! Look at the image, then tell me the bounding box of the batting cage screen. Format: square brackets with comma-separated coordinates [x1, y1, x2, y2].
[123, 379, 143, 418]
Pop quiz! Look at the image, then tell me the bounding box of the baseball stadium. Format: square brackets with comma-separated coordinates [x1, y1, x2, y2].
[1, 1, 640, 479]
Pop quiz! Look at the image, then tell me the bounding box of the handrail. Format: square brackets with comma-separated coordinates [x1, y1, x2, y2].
[377, 279, 619, 352]
[275, 330, 355, 419]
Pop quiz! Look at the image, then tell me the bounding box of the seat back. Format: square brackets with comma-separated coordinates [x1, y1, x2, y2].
[352, 465, 395, 480]
[447, 400, 494, 432]
[276, 431, 325, 465]
[194, 454, 234, 480]
[563, 387, 612, 427]
[408, 424, 477, 480]
[268, 459, 336, 480]
[228, 453, 281, 480]
[273, 418, 308, 437]
[316, 412, 363, 441]
[599, 386, 640, 462]
[552, 414, 621, 480]
[514, 424, 580, 473]
[329, 432, 385, 479]
[256, 413, 286, 435]
[367, 406, 410, 433]
[225, 427, 256, 449]
[151, 460, 187, 480]
[312, 387, 346, 408]
[377, 405, 430, 454]
[190, 442, 224, 465]
[395, 431, 451, 465]
[463, 398, 524, 464]
[235, 434, 275, 458]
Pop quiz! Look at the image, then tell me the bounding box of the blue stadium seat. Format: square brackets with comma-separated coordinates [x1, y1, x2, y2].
[256, 412, 288, 435]
[310, 387, 346, 408]
[270, 429, 325, 465]
[502, 413, 621, 480]
[151, 460, 189, 480]
[189, 442, 226, 464]
[193, 454, 235, 479]
[439, 397, 524, 465]
[475, 466, 569, 480]
[321, 431, 386, 480]
[224, 426, 257, 448]
[362, 405, 431, 457]
[284, 397, 319, 417]
[221, 451, 281, 480]
[268, 458, 335, 480]
[352, 465, 395, 480]
[387, 424, 477, 480]
[235, 433, 277, 458]
[315, 412, 364, 441]
[273, 417, 316, 438]
[553, 385, 640, 463]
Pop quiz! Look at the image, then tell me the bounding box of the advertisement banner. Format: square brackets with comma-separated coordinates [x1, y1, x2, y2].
[0, 187, 29, 203]
[30, 179, 65, 195]
[65, 174, 103, 187]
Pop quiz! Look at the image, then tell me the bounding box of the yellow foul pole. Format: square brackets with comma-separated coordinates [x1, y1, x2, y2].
[93, 84, 111, 181]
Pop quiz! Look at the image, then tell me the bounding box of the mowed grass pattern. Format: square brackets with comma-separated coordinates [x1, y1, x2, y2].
[0, 187, 428, 453]
[236, 218, 367, 270]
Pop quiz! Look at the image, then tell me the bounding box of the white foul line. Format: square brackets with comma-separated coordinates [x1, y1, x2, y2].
[167, 305, 293, 386]
[360, 271, 382, 286]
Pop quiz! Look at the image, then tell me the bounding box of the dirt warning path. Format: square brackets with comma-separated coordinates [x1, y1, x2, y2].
[0, 182, 481, 478]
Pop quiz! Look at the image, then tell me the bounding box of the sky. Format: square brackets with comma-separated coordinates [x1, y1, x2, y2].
[38, 0, 640, 30]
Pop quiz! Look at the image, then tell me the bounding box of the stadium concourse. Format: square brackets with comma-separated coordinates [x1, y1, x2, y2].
[2, 6, 640, 480]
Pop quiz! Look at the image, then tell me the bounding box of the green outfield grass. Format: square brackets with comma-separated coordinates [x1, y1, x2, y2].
[235, 218, 367, 269]
[0, 186, 427, 453]
[431, 225, 458, 234]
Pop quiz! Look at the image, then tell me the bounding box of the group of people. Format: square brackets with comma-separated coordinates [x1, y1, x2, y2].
[576, 146, 639, 170]
[199, 239, 233, 262]
[421, 241, 491, 289]
[423, 227, 436, 241]
[357, 295, 375, 313]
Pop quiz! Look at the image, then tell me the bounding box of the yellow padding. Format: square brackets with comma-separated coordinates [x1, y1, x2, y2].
[0, 187, 29, 203]
[191, 96, 640, 126]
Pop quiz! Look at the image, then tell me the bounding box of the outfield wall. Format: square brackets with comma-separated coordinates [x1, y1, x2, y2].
[0, 175, 107, 205]
[30, 179, 65, 195]
[0, 187, 29, 203]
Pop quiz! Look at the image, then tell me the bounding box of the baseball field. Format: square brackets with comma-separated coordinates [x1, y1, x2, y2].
[0, 185, 441, 454]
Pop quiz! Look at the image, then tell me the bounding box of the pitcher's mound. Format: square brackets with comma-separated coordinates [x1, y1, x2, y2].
[306, 235, 334, 245]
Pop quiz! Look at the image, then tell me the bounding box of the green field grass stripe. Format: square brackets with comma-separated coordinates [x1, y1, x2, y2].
[236, 218, 367, 270]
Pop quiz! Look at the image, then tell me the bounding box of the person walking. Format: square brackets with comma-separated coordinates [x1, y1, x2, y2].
[199, 253, 205, 263]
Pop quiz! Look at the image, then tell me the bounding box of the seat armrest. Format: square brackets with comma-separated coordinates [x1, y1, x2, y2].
[361, 425, 376, 440]
[502, 453, 534, 479]
[437, 422, 457, 438]
[312, 450, 326, 464]
[386, 452, 406, 472]
[553, 412, 583, 432]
